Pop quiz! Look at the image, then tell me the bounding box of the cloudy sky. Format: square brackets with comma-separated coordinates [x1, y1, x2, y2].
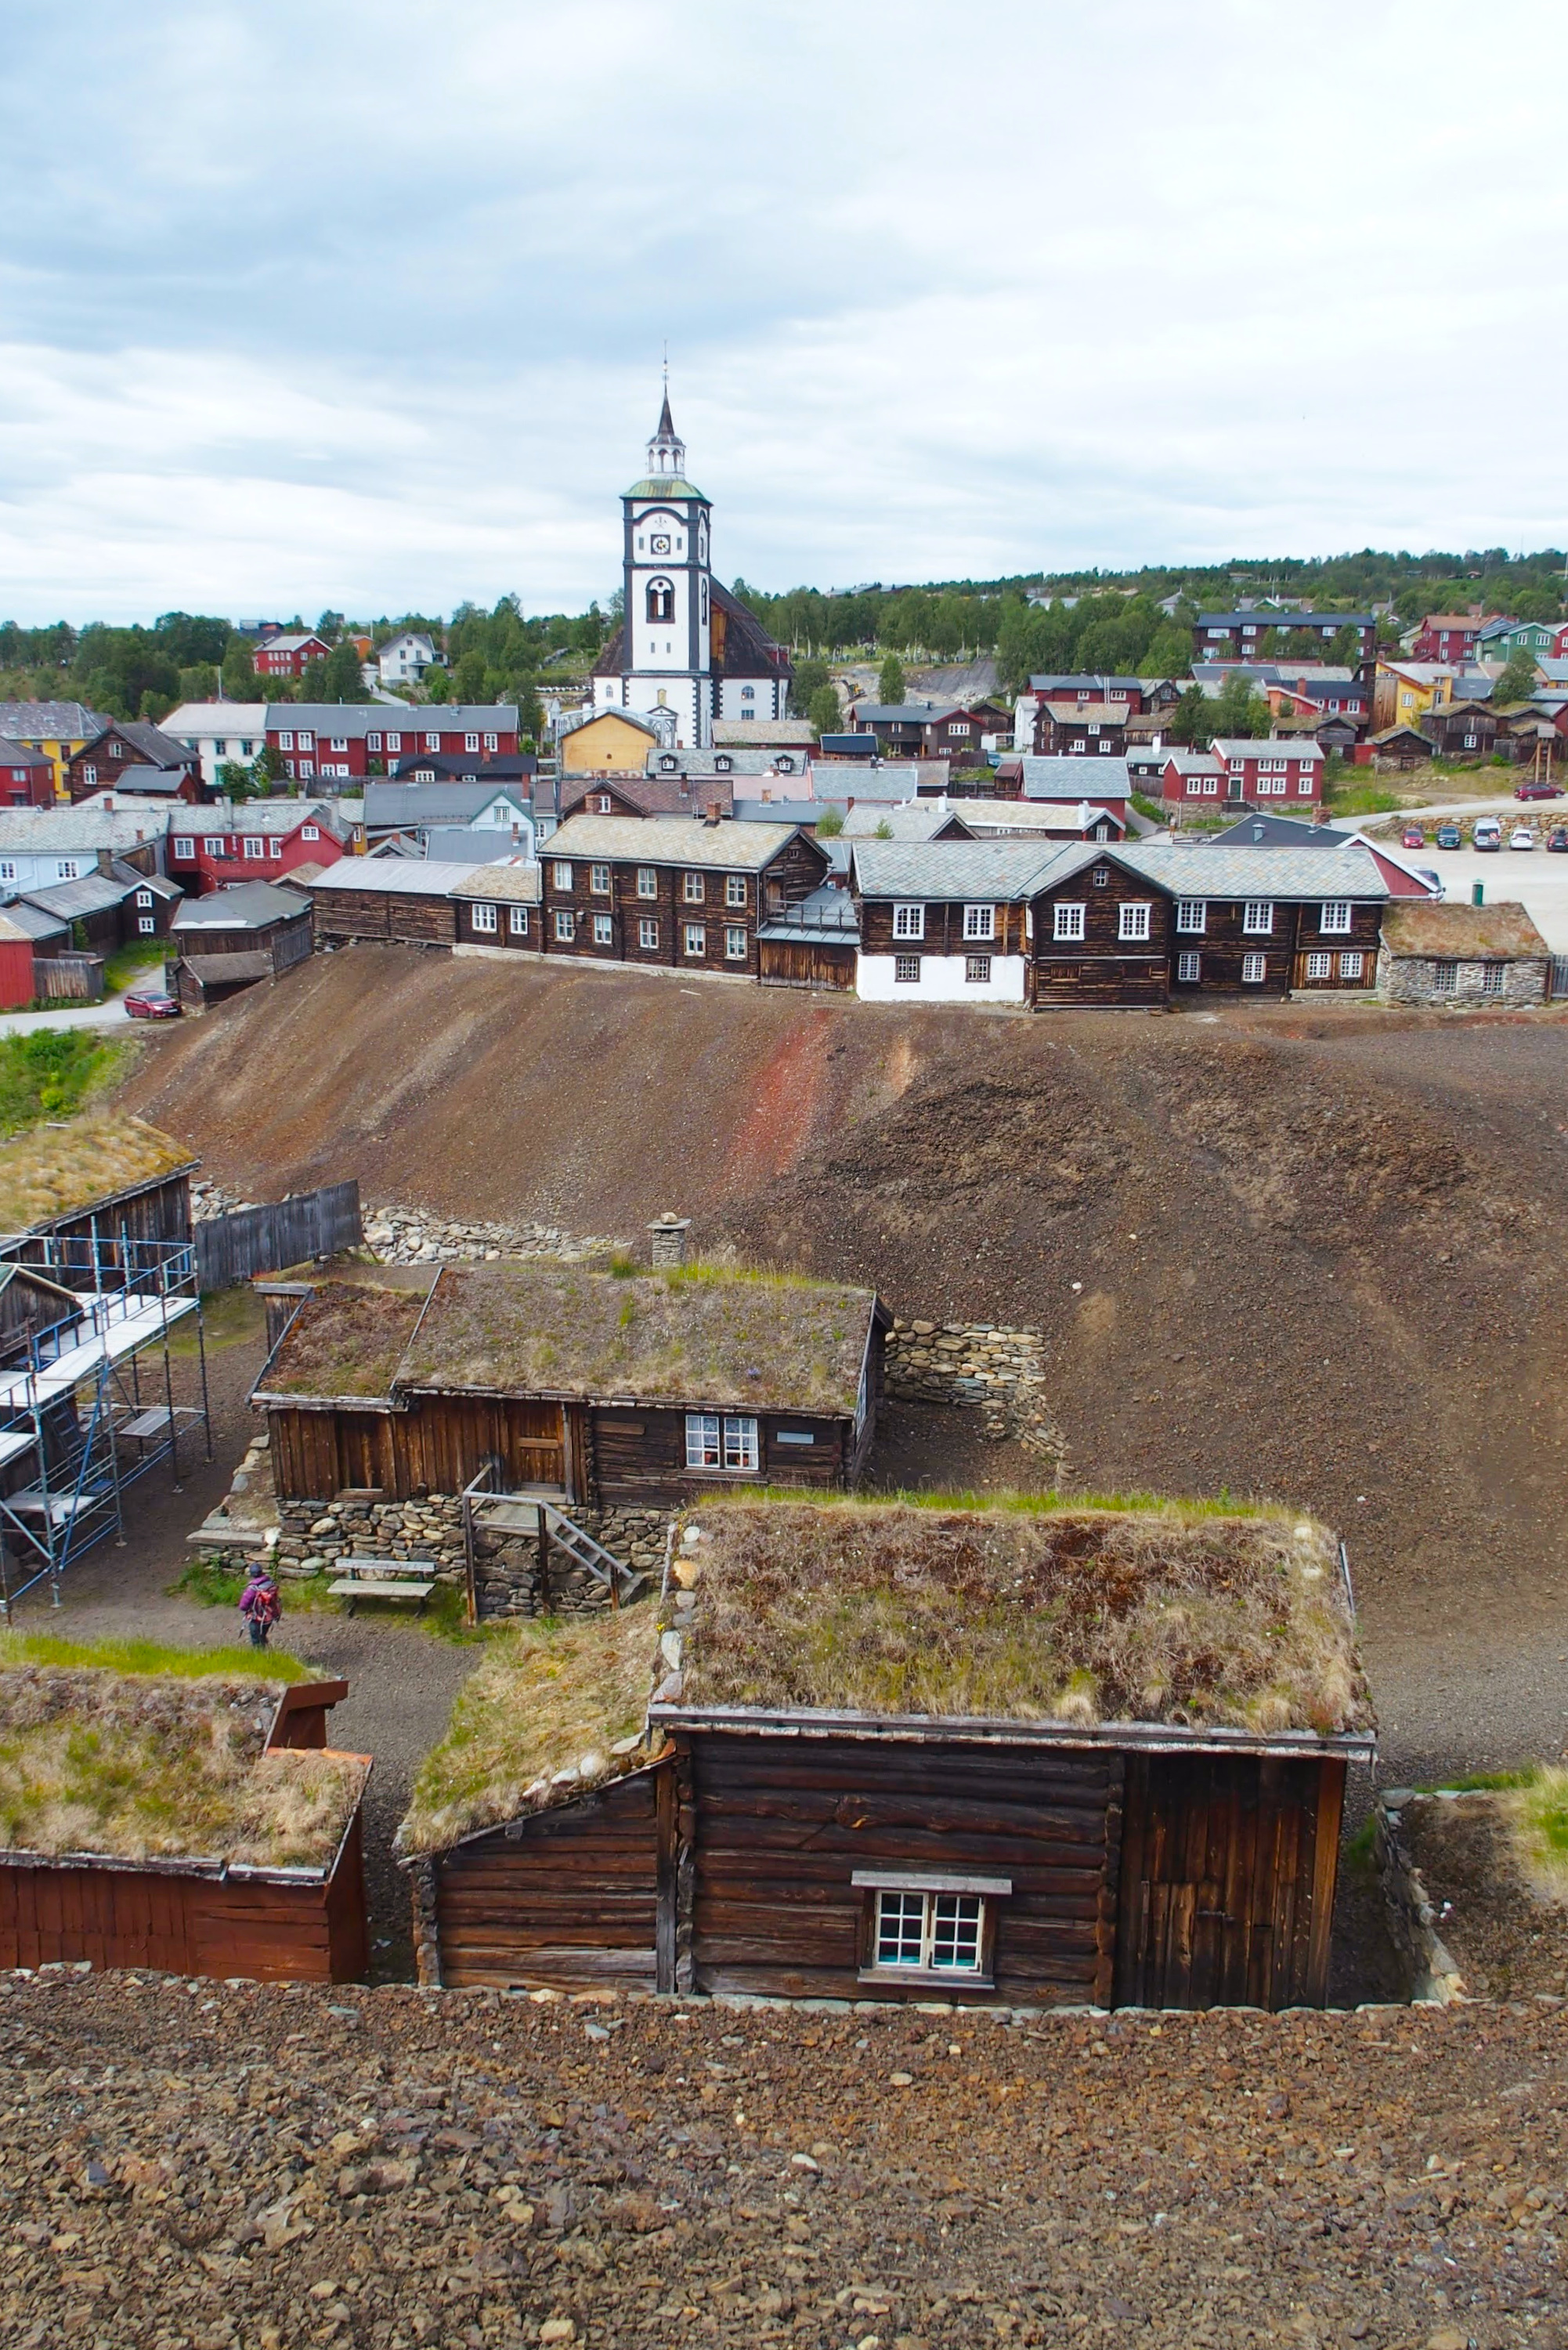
[1, 0, 1563, 621]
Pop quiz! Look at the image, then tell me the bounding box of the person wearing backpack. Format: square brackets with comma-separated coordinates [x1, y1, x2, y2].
[239, 1560, 282, 1650]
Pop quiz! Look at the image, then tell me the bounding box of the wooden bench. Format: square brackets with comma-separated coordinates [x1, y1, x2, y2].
[328, 1558, 438, 1614]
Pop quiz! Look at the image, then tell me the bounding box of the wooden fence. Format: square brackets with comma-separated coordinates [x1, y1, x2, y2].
[194, 1180, 362, 1289]
[31, 954, 104, 1003]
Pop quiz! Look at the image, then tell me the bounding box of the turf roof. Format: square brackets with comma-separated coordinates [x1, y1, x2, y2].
[262, 1260, 876, 1414]
[0, 1114, 196, 1232]
[667, 1497, 1371, 1740]
[0, 1663, 366, 1868]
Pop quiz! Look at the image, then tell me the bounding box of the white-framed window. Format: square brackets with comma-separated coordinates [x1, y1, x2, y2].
[79, 763, 96, 786]
[553, 861, 573, 890]
[963, 904, 994, 941]
[684, 872, 705, 904]
[684, 924, 706, 957]
[278, 731, 294, 751]
[1198, 774, 1219, 796]
[1241, 951, 1267, 983]
[137, 916, 155, 935]
[1481, 960, 1505, 994]
[56, 859, 79, 880]
[204, 837, 226, 856]
[1093, 865, 1110, 886]
[725, 925, 747, 960]
[1243, 901, 1274, 935]
[135, 889, 153, 909]
[1306, 951, 1332, 979]
[855, 1872, 1008, 1981]
[1176, 899, 1205, 934]
[244, 837, 264, 859]
[508, 905, 529, 938]
[554, 909, 576, 942]
[1053, 902, 1086, 942]
[1433, 960, 1457, 993]
[1176, 950, 1201, 983]
[1339, 950, 1363, 980]
[1321, 901, 1352, 935]
[638, 916, 659, 950]
[0, 861, 15, 883]
[591, 862, 611, 894]
[302, 824, 319, 841]
[269, 839, 281, 859]
[298, 731, 314, 750]
[367, 732, 382, 752]
[1118, 902, 1151, 942]
[894, 953, 921, 982]
[725, 874, 746, 908]
[965, 954, 992, 985]
[464, 733, 480, 752]
[593, 913, 612, 945]
[425, 732, 439, 751]
[471, 902, 498, 933]
[892, 903, 925, 939]
[298, 760, 315, 779]
[484, 732, 497, 752]
[173, 837, 193, 859]
[330, 736, 348, 754]
[387, 732, 402, 753]
[636, 866, 657, 898]
[685, 1412, 758, 1472]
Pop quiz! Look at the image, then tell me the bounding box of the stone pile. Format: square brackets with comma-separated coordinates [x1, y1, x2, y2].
[190, 1177, 251, 1223]
[1374, 1791, 1468, 2004]
[362, 1205, 620, 1265]
[885, 1316, 1068, 1471]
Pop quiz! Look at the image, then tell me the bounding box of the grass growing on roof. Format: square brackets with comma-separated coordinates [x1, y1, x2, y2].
[0, 1039, 141, 1144]
[399, 1601, 656, 1854]
[674, 1496, 1369, 1737]
[260, 1277, 430, 1399]
[0, 1655, 362, 1865]
[0, 1631, 311, 1682]
[0, 1105, 189, 1227]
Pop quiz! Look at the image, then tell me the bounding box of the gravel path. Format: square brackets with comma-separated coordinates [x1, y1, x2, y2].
[2, 1973, 1564, 2349]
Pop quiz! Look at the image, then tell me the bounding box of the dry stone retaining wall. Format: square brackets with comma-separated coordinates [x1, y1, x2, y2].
[1375, 1791, 1468, 2004]
[885, 1317, 1067, 1471]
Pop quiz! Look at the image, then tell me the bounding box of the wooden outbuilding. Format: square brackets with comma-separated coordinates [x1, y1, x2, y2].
[304, 859, 478, 947]
[0, 1667, 369, 1981]
[0, 1113, 196, 1254]
[170, 883, 312, 1010]
[403, 1497, 1373, 2011]
[253, 1258, 887, 1508]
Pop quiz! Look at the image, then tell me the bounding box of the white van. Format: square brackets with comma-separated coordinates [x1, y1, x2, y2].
[1473, 816, 1502, 851]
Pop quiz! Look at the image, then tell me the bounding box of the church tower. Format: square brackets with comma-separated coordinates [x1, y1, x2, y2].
[619, 382, 713, 748]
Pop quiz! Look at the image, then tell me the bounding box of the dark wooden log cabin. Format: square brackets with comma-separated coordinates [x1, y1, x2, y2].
[406, 1500, 1373, 2013]
[1122, 844, 1387, 1000]
[253, 1259, 886, 1507]
[540, 812, 829, 982]
[0, 1676, 369, 1982]
[0, 1112, 196, 1260]
[305, 862, 465, 947]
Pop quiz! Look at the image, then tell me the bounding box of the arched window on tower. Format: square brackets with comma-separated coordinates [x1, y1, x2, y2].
[647, 577, 674, 624]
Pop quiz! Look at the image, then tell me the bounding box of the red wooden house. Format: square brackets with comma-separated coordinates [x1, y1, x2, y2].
[0, 739, 56, 808]
[266, 705, 520, 784]
[1411, 614, 1495, 664]
[168, 801, 351, 895]
[253, 632, 332, 680]
[1208, 738, 1325, 805]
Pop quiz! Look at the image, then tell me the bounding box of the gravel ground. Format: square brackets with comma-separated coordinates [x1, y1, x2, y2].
[2, 1973, 1565, 2350]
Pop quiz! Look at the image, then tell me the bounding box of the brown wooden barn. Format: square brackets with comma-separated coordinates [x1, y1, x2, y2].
[0, 1672, 369, 1981]
[403, 1499, 1373, 2012]
[253, 1260, 886, 1509]
[304, 859, 475, 947]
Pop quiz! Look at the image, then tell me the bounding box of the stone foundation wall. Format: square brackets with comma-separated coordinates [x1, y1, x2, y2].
[884, 1318, 1067, 1472]
[1374, 1791, 1468, 2004]
[1378, 950, 1548, 1008]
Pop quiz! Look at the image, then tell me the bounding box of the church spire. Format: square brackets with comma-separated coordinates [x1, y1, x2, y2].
[647, 364, 685, 479]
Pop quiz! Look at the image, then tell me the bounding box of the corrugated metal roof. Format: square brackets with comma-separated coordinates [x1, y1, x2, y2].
[544, 813, 804, 870]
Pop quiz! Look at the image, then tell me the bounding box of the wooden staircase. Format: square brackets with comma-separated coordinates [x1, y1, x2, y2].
[462, 1477, 644, 1608]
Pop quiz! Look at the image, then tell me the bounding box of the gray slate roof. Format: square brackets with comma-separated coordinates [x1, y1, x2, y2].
[544, 813, 807, 871]
[1017, 755, 1133, 801]
[302, 859, 490, 897]
[364, 782, 529, 827]
[0, 702, 110, 740]
[1117, 844, 1389, 900]
[851, 840, 1064, 900]
[839, 802, 971, 841]
[0, 807, 176, 850]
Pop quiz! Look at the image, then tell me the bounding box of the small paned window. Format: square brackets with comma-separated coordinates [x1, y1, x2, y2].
[965, 954, 992, 985]
[1306, 950, 1332, 978]
[1433, 960, 1457, 992]
[637, 866, 657, 898]
[484, 732, 498, 751]
[138, 916, 155, 935]
[269, 839, 281, 859]
[508, 905, 529, 937]
[591, 862, 611, 894]
[1481, 960, 1505, 994]
[302, 825, 319, 841]
[1241, 951, 1267, 984]
[368, 733, 382, 751]
[893, 903, 925, 939]
[425, 733, 439, 752]
[1243, 901, 1274, 935]
[725, 925, 746, 960]
[471, 902, 498, 933]
[684, 924, 706, 956]
[554, 909, 576, 942]
[725, 874, 746, 908]
[1118, 902, 1151, 942]
[638, 916, 659, 950]
[1093, 865, 1110, 885]
[1339, 950, 1363, 980]
[135, 890, 153, 909]
[1176, 899, 1205, 933]
[894, 953, 921, 982]
[593, 913, 613, 945]
[1321, 901, 1352, 935]
[1053, 902, 1086, 942]
[174, 837, 194, 859]
[684, 872, 705, 903]
[465, 733, 480, 752]
[1176, 950, 1201, 983]
[685, 1412, 758, 1471]
[553, 861, 573, 890]
[963, 904, 994, 940]
[244, 837, 264, 859]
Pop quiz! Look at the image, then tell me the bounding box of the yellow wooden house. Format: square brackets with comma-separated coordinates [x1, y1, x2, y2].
[1372, 663, 1459, 733]
[559, 707, 663, 778]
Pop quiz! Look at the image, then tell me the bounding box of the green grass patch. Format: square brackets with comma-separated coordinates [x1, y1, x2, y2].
[0, 1032, 135, 1136]
[0, 1629, 310, 1683]
[102, 939, 168, 995]
[1131, 793, 1164, 823]
[1325, 783, 1404, 818]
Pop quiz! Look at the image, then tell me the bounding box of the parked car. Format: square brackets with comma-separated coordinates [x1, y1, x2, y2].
[1514, 780, 1563, 801]
[124, 989, 181, 1020]
[1510, 826, 1537, 851]
[1548, 828, 1568, 853]
[1473, 817, 1503, 851]
[1401, 826, 1427, 849]
[1435, 823, 1464, 849]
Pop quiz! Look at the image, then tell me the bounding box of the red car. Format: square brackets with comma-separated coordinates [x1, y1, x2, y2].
[1401, 826, 1426, 848]
[124, 989, 181, 1020]
[1514, 780, 1563, 801]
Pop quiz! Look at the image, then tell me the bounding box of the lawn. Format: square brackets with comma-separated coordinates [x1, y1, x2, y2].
[102, 939, 169, 995]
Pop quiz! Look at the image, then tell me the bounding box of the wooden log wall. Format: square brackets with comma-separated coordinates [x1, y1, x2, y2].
[589, 1406, 850, 1505]
[432, 1770, 659, 1990]
[677, 1732, 1122, 2008]
[268, 1396, 565, 1502]
[757, 938, 856, 990]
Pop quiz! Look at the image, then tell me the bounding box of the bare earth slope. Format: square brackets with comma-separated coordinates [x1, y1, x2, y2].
[121, 949, 1568, 1779]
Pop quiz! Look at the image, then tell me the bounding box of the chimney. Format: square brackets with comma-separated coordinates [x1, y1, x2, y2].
[705, 801, 721, 826]
[648, 1212, 691, 1268]
[103, 793, 114, 812]
[761, 786, 772, 803]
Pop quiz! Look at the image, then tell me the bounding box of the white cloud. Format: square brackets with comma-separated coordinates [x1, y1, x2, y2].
[0, 0, 1563, 618]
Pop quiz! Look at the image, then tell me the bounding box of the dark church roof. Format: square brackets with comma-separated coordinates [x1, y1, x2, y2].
[590, 584, 792, 688]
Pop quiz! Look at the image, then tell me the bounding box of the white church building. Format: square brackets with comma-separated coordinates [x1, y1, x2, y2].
[591, 390, 793, 749]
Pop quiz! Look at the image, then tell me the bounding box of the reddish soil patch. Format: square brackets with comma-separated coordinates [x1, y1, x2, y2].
[1403, 1792, 1568, 2000]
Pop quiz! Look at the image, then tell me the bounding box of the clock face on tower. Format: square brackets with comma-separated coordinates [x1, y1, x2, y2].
[650, 533, 670, 555]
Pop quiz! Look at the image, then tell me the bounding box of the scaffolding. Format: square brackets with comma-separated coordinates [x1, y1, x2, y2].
[0, 1231, 211, 1612]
